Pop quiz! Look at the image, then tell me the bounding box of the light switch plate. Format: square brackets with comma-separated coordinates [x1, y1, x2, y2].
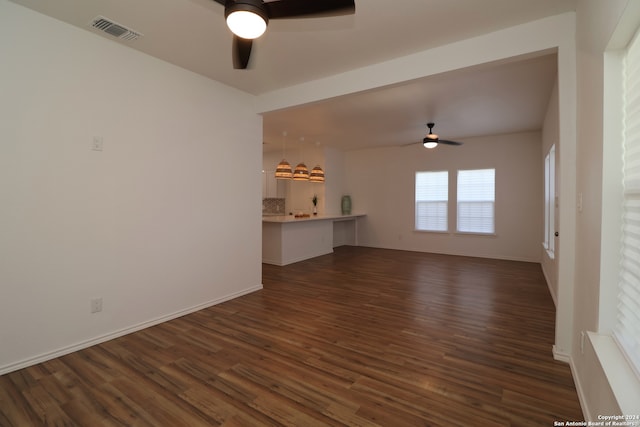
[92, 136, 103, 151]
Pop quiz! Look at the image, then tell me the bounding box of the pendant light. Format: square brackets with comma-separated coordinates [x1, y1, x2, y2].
[293, 137, 310, 181]
[275, 160, 293, 179]
[275, 131, 293, 179]
[309, 165, 325, 182]
[309, 141, 325, 183]
[293, 163, 310, 180]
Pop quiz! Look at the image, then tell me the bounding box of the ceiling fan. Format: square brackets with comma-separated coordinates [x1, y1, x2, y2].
[213, 0, 356, 69]
[416, 122, 464, 149]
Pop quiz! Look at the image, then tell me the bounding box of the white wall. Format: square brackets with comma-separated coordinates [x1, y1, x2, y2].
[541, 80, 560, 303]
[0, 1, 262, 374]
[323, 146, 347, 215]
[343, 132, 543, 261]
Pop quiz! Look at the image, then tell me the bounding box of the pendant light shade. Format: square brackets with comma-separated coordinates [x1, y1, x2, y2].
[293, 163, 310, 180]
[309, 165, 325, 183]
[275, 159, 293, 179]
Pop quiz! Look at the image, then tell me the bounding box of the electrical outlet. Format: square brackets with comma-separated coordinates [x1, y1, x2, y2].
[91, 298, 103, 314]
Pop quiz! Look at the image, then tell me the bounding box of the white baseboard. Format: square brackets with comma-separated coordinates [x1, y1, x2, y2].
[0, 284, 263, 376]
[567, 351, 591, 422]
[359, 244, 541, 263]
[541, 264, 558, 307]
[553, 345, 571, 363]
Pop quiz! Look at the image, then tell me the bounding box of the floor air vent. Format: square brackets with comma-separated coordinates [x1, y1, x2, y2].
[90, 16, 142, 41]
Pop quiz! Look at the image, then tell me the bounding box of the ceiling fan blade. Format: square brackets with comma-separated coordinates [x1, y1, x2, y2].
[438, 139, 464, 146]
[212, 0, 226, 5]
[233, 36, 253, 69]
[265, 0, 355, 19]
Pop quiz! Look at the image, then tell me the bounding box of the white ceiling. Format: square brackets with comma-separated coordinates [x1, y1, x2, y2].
[262, 52, 558, 151]
[10, 0, 575, 152]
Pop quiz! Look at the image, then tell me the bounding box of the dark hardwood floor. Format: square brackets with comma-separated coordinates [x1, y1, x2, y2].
[0, 246, 583, 426]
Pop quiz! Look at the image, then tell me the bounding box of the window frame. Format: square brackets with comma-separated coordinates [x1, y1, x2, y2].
[456, 168, 496, 235]
[544, 145, 556, 258]
[590, 18, 640, 414]
[414, 170, 449, 232]
[613, 29, 640, 378]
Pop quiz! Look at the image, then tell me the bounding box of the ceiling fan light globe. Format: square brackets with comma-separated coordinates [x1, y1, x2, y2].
[423, 141, 438, 149]
[226, 11, 267, 39]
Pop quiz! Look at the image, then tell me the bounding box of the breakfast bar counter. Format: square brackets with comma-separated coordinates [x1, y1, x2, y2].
[262, 214, 365, 266]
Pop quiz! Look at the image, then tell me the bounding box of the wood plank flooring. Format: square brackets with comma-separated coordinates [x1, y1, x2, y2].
[0, 246, 583, 426]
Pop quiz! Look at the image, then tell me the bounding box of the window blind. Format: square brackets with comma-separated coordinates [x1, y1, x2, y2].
[457, 169, 495, 233]
[415, 171, 448, 231]
[615, 31, 640, 376]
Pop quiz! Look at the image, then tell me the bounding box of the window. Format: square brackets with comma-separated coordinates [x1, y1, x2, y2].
[614, 31, 640, 376]
[457, 169, 495, 234]
[544, 145, 556, 257]
[415, 169, 496, 234]
[415, 171, 448, 231]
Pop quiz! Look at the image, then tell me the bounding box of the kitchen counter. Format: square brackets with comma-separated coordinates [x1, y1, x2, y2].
[262, 213, 365, 266]
[262, 213, 365, 223]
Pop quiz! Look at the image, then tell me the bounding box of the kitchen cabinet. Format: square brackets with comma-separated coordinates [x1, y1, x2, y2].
[262, 170, 286, 198]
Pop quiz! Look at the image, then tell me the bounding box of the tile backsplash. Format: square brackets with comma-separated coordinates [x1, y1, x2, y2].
[263, 198, 285, 215]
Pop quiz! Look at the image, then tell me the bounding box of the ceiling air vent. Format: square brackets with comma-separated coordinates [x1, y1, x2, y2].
[89, 16, 142, 41]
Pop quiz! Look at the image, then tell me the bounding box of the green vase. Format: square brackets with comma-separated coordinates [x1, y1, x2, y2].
[341, 195, 351, 215]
